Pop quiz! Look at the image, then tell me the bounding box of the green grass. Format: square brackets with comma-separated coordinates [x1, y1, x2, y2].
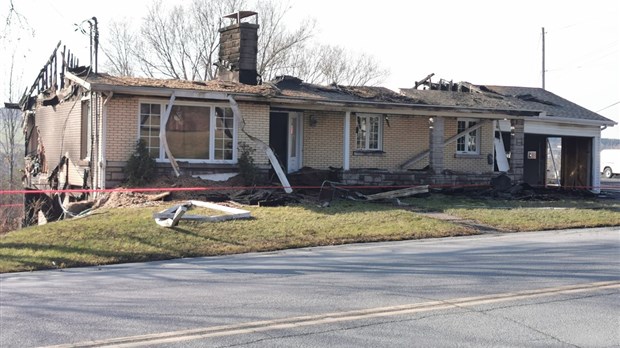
[404, 194, 620, 231]
[2, 194, 619, 273]
[0, 201, 473, 273]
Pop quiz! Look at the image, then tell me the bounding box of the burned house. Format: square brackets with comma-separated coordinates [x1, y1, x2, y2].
[20, 11, 615, 219]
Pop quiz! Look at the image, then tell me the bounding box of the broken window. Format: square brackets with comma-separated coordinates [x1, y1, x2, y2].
[457, 118, 479, 154]
[166, 105, 211, 159]
[139, 102, 236, 162]
[356, 114, 382, 151]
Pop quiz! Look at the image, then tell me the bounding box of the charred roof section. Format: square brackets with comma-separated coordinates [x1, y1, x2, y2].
[401, 76, 612, 124]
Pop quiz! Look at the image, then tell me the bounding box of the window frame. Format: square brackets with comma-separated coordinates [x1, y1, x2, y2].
[456, 118, 480, 155]
[355, 113, 383, 151]
[138, 99, 238, 164]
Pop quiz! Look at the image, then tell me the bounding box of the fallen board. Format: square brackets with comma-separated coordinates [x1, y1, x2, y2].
[362, 185, 429, 201]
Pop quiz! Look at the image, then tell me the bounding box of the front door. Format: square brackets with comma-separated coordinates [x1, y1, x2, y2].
[287, 113, 302, 173]
[269, 111, 303, 173]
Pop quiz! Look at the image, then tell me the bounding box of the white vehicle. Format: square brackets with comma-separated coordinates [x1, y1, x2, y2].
[600, 149, 620, 178]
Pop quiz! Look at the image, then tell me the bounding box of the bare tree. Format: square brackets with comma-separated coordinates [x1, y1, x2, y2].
[193, 0, 247, 80]
[254, 1, 315, 81]
[0, 107, 21, 188]
[110, 0, 244, 81]
[2, 0, 32, 40]
[102, 19, 137, 76]
[277, 44, 388, 86]
[102, 0, 386, 86]
[0, 52, 23, 189]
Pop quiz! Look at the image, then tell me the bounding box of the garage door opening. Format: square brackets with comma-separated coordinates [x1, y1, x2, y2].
[524, 135, 592, 190]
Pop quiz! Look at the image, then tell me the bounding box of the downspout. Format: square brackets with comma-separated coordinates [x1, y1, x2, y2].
[343, 111, 350, 171]
[89, 90, 95, 191]
[98, 92, 113, 191]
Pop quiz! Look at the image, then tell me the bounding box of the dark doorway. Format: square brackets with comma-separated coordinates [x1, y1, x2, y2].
[524, 134, 547, 186]
[269, 112, 288, 170]
[561, 136, 592, 189]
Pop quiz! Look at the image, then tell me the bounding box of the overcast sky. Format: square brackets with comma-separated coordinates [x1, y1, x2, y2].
[2, 0, 618, 138]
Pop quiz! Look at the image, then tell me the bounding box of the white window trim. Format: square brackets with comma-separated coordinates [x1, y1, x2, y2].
[81, 96, 92, 160]
[138, 99, 238, 164]
[356, 113, 383, 151]
[456, 118, 480, 155]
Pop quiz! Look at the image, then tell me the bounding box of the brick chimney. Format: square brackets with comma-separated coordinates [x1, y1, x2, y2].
[217, 11, 259, 85]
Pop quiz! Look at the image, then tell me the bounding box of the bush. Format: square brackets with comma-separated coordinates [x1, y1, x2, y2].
[123, 140, 156, 186]
[238, 142, 258, 186]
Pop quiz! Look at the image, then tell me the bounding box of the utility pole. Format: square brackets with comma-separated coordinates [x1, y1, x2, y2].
[542, 27, 546, 90]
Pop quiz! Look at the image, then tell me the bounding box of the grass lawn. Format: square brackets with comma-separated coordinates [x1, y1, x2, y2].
[1, 193, 618, 273]
[0, 201, 474, 273]
[404, 194, 620, 231]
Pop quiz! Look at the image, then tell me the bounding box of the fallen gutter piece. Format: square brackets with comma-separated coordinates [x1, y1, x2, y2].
[362, 185, 429, 201]
[227, 95, 293, 193]
[154, 200, 251, 227]
[155, 204, 189, 227]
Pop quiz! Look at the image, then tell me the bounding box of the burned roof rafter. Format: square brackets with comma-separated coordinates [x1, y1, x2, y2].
[19, 41, 86, 110]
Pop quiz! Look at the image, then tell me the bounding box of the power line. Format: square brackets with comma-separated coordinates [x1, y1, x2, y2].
[597, 101, 620, 113]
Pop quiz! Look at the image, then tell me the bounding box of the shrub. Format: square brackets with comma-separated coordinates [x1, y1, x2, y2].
[238, 142, 258, 186]
[123, 140, 156, 186]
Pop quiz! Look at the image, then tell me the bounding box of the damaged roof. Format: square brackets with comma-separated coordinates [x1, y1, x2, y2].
[270, 75, 417, 104]
[65, 71, 613, 124]
[400, 84, 614, 124]
[74, 72, 277, 96]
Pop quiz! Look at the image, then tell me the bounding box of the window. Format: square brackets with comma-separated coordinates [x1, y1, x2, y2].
[356, 114, 382, 151]
[139, 103, 161, 158]
[456, 119, 479, 154]
[139, 102, 236, 162]
[214, 107, 234, 160]
[80, 100, 91, 159]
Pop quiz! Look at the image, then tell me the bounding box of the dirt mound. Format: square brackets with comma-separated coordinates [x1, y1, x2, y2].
[98, 191, 166, 209]
[98, 174, 250, 209]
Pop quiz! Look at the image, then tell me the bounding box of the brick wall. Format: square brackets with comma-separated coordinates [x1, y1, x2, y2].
[237, 102, 270, 167]
[105, 95, 140, 163]
[443, 117, 494, 173]
[303, 112, 430, 170]
[103, 97, 271, 186]
[303, 110, 344, 168]
[350, 114, 429, 170]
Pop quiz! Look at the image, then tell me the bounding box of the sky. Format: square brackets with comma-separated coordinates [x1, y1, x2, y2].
[2, 0, 618, 138]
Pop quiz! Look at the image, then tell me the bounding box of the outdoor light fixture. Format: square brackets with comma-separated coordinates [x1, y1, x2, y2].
[309, 115, 317, 127]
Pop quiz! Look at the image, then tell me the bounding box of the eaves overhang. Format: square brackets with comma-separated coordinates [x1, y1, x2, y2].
[269, 95, 543, 119]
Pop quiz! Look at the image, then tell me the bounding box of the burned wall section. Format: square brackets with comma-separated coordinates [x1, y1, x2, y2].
[23, 84, 89, 190]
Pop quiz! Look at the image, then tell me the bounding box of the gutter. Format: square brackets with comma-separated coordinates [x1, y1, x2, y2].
[535, 113, 617, 127]
[269, 96, 542, 118]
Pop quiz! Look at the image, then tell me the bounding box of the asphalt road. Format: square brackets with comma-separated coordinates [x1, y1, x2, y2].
[1, 228, 619, 347]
